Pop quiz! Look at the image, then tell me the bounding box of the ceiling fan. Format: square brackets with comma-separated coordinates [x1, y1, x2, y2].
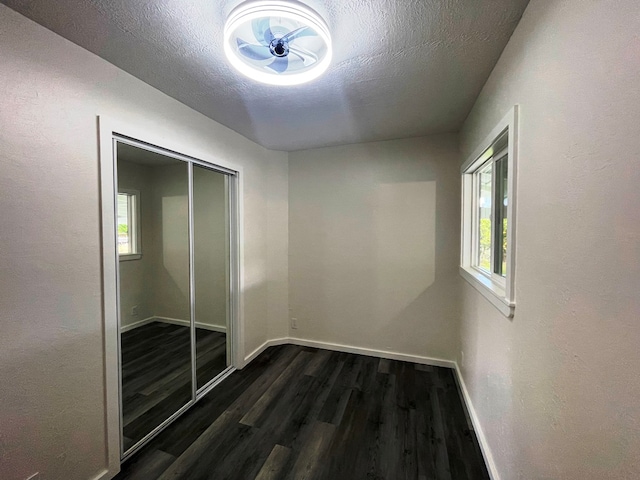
[224, 1, 332, 86]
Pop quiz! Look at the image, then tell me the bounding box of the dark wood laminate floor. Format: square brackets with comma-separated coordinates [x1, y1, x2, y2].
[116, 344, 489, 480]
[121, 322, 227, 450]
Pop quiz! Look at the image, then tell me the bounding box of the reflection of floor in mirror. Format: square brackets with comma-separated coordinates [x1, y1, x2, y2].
[121, 321, 227, 452]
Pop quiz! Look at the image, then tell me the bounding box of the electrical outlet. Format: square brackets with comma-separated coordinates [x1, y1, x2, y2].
[131, 305, 139, 317]
[291, 317, 298, 329]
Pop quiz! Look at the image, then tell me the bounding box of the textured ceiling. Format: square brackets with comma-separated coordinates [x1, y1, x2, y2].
[2, 0, 529, 151]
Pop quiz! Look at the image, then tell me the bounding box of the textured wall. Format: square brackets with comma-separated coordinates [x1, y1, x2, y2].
[289, 135, 460, 361]
[0, 5, 288, 480]
[458, 1, 640, 479]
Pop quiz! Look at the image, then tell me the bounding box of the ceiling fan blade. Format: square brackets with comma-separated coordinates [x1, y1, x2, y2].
[282, 26, 315, 42]
[237, 40, 273, 61]
[264, 27, 278, 44]
[288, 45, 318, 66]
[266, 57, 289, 73]
[287, 47, 315, 66]
[251, 18, 273, 45]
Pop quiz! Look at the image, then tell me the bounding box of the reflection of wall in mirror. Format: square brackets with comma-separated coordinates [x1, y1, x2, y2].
[154, 164, 190, 320]
[117, 160, 228, 331]
[193, 167, 228, 331]
[117, 160, 154, 327]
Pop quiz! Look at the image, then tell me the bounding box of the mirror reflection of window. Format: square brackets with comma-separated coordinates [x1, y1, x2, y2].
[117, 192, 138, 255]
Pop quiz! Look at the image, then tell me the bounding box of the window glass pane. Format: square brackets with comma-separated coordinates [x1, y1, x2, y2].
[117, 193, 132, 254]
[494, 156, 508, 276]
[477, 163, 492, 272]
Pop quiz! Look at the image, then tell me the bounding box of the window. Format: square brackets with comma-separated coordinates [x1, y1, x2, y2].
[117, 189, 141, 260]
[461, 106, 518, 317]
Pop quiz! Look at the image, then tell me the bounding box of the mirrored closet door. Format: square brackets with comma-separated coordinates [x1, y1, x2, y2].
[193, 165, 230, 389]
[114, 139, 234, 459]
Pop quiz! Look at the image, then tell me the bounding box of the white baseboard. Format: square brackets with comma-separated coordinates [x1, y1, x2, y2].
[91, 467, 114, 480]
[453, 362, 500, 480]
[242, 336, 455, 370]
[120, 316, 155, 333]
[242, 337, 290, 367]
[155, 317, 227, 333]
[196, 322, 226, 333]
[288, 337, 456, 369]
[121, 316, 227, 333]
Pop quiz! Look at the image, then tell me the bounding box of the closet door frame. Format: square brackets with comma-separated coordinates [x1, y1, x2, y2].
[98, 116, 245, 478]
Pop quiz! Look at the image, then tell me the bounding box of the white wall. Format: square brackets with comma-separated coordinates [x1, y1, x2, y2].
[458, 1, 640, 479]
[288, 135, 460, 361]
[0, 5, 288, 480]
[266, 155, 290, 341]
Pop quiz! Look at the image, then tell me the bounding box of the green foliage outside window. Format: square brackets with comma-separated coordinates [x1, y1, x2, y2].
[479, 218, 491, 271]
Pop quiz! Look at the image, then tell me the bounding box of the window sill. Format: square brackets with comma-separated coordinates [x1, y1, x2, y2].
[459, 266, 514, 318]
[119, 254, 142, 262]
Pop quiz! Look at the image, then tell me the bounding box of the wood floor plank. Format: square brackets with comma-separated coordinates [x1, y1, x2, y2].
[288, 421, 335, 480]
[378, 371, 400, 479]
[316, 353, 361, 424]
[303, 349, 331, 377]
[378, 358, 390, 374]
[430, 385, 453, 480]
[239, 351, 313, 427]
[415, 363, 435, 372]
[155, 410, 242, 480]
[320, 365, 381, 479]
[276, 351, 345, 449]
[415, 369, 438, 479]
[254, 445, 291, 480]
[217, 375, 317, 480]
[116, 448, 176, 480]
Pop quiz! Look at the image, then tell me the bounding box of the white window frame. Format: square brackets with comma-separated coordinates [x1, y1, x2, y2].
[460, 106, 518, 317]
[117, 188, 141, 261]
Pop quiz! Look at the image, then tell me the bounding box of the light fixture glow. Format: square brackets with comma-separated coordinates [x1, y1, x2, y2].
[223, 1, 332, 86]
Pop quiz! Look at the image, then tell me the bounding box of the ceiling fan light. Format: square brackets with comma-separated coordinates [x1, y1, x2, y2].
[223, 0, 332, 86]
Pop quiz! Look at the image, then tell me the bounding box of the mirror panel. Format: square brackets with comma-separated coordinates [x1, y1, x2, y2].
[193, 164, 229, 389]
[116, 142, 193, 453]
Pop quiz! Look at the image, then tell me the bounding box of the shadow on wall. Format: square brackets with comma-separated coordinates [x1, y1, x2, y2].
[292, 181, 438, 340]
[362, 179, 458, 358]
[373, 181, 436, 319]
